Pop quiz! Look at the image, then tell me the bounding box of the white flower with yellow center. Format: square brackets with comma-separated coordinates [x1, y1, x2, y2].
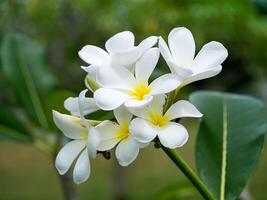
[159, 27, 228, 88]
[53, 90, 100, 184]
[79, 31, 158, 91]
[94, 48, 181, 110]
[129, 95, 202, 148]
[96, 106, 146, 166]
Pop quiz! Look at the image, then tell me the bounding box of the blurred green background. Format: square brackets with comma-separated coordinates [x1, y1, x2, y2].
[0, 0, 267, 199]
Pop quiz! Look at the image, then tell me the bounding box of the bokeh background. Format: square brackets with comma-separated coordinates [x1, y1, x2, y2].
[0, 0, 267, 199]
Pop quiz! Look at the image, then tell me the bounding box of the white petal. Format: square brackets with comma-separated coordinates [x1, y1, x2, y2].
[94, 88, 131, 111]
[53, 111, 87, 139]
[148, 95, 166, 115]
[115, 136, 140, 166]
[114, 106, 133, 124]
[165, 100, 202, 120]
[64, 97, 81, 116]
[78, 45, 110, 65]
[87, 126, 100, 158]
[158, 122, 189, 148]
[137, 36, 158, 55]
[96, 121, 120, 151]
[96, 66, 136, 90]
[111, 47, 140, 68]
[78, 90, 90, 124]
[81, 65, 98, 78]
[167, 60, 193, 78]
[129, 118, 157, 143]
[168, 27, 195, 67]
[149, 74, 181, 95]
[55, 140, 86, 175]
[73, 149, 90, 184]
[183, 65, 222, 86]
[105, 31, 134, 54]
[126, 107, 150, 120]
[135, 48, 160, 83]
[64, 95, 98, 117]
[158, 37, 172, 62]
[192, 41, 228, 72]
[159, 37, 192, 77]
[124, 95, 153, 108]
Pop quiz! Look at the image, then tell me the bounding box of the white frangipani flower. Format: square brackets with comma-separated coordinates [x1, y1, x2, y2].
[159, 27, 228, 87]
[96, 106, 146, 166]
[129, 95, 202, 148]
[52, 28, 230, 186]
[53, 90, 100, 184]
[79, 31, 158, 84]
[94, 48, 181, 110]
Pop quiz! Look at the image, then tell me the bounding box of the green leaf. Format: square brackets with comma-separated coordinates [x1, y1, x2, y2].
[86, 110, 114, 121]
[0, 105, 32, 142]
[190, 91, 267, 200]
[0, 33, 56, 128]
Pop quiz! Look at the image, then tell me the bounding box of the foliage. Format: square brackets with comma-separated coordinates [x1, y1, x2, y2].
[0, 0, 267, 199]
[190, 91, 267, 200]
[1, 33, 56, 128]
[0, 33, 73, 154]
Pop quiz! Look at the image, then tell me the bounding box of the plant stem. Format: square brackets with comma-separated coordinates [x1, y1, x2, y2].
[57, 170, 78, 200]
[112, 161, 127, 200]
[161, 146, 216, 200]
[164, 86, 182, 113]
[164, 90, 176, 113]
[53, 136, 78, 200]
[163, 86, 214, 199]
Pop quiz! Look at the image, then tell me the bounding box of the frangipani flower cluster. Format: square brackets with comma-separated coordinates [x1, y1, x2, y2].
[53, 27, 228, 184]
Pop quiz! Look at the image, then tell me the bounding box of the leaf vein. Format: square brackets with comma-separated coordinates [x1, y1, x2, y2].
[220, 99, 228, 200]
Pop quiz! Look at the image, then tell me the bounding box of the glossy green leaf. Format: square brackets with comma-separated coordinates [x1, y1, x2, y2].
[190, 91, 267, 200]
[0, 105, 32, 142]
[0, 33, 56, 128]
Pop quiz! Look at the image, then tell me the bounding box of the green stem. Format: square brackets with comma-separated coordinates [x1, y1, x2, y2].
[161, 146, 216, 200]
[164, 90, 176, 113]
[164, 86, 182, 113]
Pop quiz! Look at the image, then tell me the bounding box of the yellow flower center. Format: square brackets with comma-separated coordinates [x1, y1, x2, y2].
[131, 83, 151, 100]
[117, 123, 129, 140]
[149, 113, 168, 127]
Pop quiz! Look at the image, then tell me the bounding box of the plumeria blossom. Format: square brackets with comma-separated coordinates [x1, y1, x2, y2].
[95, 106, 146, 166]
[94, 48, 181, 110]
[52, 29, 228, 184]
[79, 31, 158, 90]
[53, 90, 100, 184]
[159, 27, 228, 87]
[129, 95, 202, 148]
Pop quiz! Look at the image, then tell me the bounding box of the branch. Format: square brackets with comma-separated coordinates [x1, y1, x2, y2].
[161, 146, 216, 200]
